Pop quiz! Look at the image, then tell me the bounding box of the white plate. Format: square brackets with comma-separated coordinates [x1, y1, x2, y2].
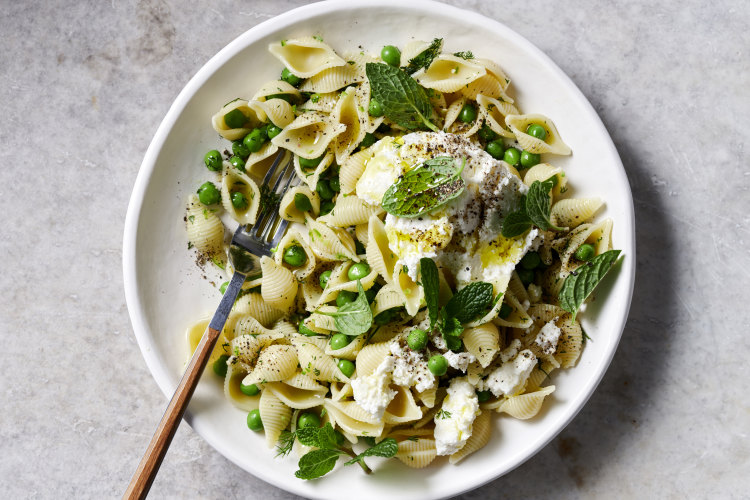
[123, 1, 636, 498]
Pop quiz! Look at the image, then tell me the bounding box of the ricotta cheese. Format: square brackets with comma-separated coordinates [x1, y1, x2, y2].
[486, 349, 537, 397]
[389, 339, 435, 392]
[434, 377, 479, 456]
[351, 356, 396, 419]
[443, 351, 477, 372]
[535, 320, 562, 355]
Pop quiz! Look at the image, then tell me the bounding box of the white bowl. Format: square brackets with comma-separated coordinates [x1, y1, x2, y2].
[123, 1, 636, 498]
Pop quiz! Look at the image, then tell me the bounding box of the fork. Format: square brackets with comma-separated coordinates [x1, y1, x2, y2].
[124, 152, 296, 500]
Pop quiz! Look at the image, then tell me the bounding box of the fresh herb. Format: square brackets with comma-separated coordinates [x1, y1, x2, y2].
[381, 156, 465, 218]
[453, 51, 475, 59]
[276, 430, 297, 457]
[313, 35, 323, 42]
[187, 241, 194, 250]
[501, 176, 564, 237]
[559, 250, 621, 321]
[280, 39, 287, 47]
[420, 257, 440, 329]
[406, 436, 420, 442]
[403, 38, 443, 74]
[259, 184, 281, 215]
[293, 423, 398, 480]
[365, 63, 438, 132]
[436, 409, 452, 419]
[443, 281, 494, 323]
[317, 280, 373, 336]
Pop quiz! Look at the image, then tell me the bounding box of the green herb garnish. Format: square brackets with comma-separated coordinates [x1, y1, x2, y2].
[501, 176, 564, 237]
[317, 280, 373, 336]
[365, 63, 438, 132]
[559, 249, 621, 321]
[403, 38, 443, 74]
[259, 184, 281, 214]
[453, 51, 474, 59]
[419, 257, 440, 329]
[381, 156, 465, 218]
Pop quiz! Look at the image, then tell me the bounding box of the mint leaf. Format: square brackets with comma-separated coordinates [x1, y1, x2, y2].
[439, 312, 463, 337]
[316, 422, 341, 449]
[444, 281, 494, 323]
[404, 38, 443, 74]
[296, 426, 322, 448]
[559, 250, 621, 321]
[419, 258, 440, 329]
[501, 208, 532, 238]
[345, 438, 398, 467]
[381, 156, 465, 218]
[318, 281, 373, 336]
[525, 177, 565, 231]
[295, 448, 344, 480]
[366, 63, 438, 131]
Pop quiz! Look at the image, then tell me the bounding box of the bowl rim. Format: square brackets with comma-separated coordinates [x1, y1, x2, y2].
[123, 0, 636, 498]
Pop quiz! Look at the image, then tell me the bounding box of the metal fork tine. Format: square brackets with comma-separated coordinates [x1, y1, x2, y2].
[260, 163, 297, 240]
[270, 219, 290, 248]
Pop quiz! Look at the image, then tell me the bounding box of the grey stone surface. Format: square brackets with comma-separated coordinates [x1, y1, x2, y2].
[1, 0, 748, 498]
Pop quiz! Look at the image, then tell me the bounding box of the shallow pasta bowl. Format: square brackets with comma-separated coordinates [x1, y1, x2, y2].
[122, 1, 636, 498]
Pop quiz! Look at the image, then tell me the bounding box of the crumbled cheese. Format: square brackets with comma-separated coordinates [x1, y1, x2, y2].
[434, 377, 479, 455]
[535, 319, 561, 355]
[351, 356, 396, 419]
[486, 349, 537, 397]
[443, 351, 476, 372]
[389, 339, 435, 392]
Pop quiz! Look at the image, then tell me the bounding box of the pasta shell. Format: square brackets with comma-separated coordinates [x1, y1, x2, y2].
[221, 162, 261, 225]
[523, 163, 567, 198]
[324, 400, 384, 436]
[224, 362, 260, 412]
[274, 229, 316, 280]
[551, 198, 604, 229]
[185, 195, 224, 257]
[258, 389, 292, 448]
[268, 37, 346, 78]
[476, 94, 518, 139]
[461, 74, 513, 103]
[384, 385, 423, 424]
[355, 342, 392, 377]
[366, 214, 398, 284]
[330, 86, 369, 164]
[318, 195, 383, 228]
[251, 80, 302, 102]
[497, 385, 555, 419]
[278, 185, 320, 223]
[449, 410, 491, 464]
[231, 292, 284, 327]
[396, 438, 437, 469]
[242, 344, 298, 385]
[260, 256, 298, 312]
[463, 323, 500, 368]
[414, 54, 486, 93]
[211, 99, 263, 140]
[292, 336, 349, 383]
[305, 214, 358, 262]
[505, 114, 571, 155]
[299, 51, 376, 93]
[340, 148, 374, 195]
[247, 98, 294, 128]
[271, 111, 345, 160]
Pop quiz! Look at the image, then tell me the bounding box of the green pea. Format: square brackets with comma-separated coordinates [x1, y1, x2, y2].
[381, 45, 401, 66]
[320, 201, 334, 216]
[354, 239, 366, 255]
[458, 103, 477, 123]
[337, 359, 355, 378]
[294, 193, 313, 212]
[498, 302, 513, 319]
[316, 179, 335, 201]
[329, 176, 340, 192]
[297, 412, 321, 429]
[360, 133, 377, 148]
[243, 128, 265, 153]
[229, 155, 246, 172]
[520, 251, 541, 270]
[369, 99, 384, 117]
[336, 290, 357, 307]
[203, 149, 222, 172]
[407, 328, 428, 351]
[485, 140, 504, 160]
[574, 244, 596, 262]
[319, 270, 332, 289]
[240, 383, 259, 396]
[503, 147, 521, 166]
[365, 282, 382, 303]
[197, 182, 221, 205]
[478, 123, 497, 142]
[232, 139, 250, 158]
[347, 262, 370, 281]
[299, 324, 318, 337]
[476, 390, 492, 403]
[526, 123, 547, 140]
[246, 409, 263, 431]
[281, 67, 303, 87]
[223, 108, 247, 129]
[520, 150, 541, 169]
[517, 267, 534, 286]
[299, 154, 325, 169]
[428, 355, 448, 376]
[219, 281, 229, 294]
[283, 245, 307, 267]
[212, 354, 230, 377]
[329, 333, 351, 350]
[267, 124, 283, 139]
[231, 192, 248, 210]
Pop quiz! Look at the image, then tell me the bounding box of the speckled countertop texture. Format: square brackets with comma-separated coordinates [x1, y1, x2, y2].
[1, 0, 748, 498]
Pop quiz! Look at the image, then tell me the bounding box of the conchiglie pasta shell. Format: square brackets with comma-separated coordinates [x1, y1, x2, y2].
[372, 283, 405, 316]
[354, 223, 369, 248]
[552, 223, 596, 271]
[325, 333, 368, 361]
[271, 111, 345, 160]
[474, 58, 511, 90]
[268, 37, 346, 78]
[355, 342, 392, 377]
[231, 293, 284, 327]
[523, 163, 567, 198]
[221, 163, 261, 225]
[396, 438, 438, 468]
[463, 323, 500, 368]
[292, 336, 349, 383]
[211, 99, 263, 140]
[461, 74, 513, 103]
[278, 185, 320, 223]
[449, 410, 491, 464]
[556, 315, 582, 368]
[367, 214, 398, 284]
[307, 306, 338, 331]
[477, 94, 518, 138]
[384, 385, 423, 424]
[224, 362, 259, 411]
[260, 256, 298, 312]
[299, 51, 375, 93]
[251, 80, 302, 102]
[300, 91, 339, 113]
[329, 381, 353, 402]
[258, 389, 292, 448]
[265, 381, 327, 409]
[330, 87, 368, 165]
[527, 303, 566, 324]
[340, 148, 374, 195]
[186, 318, 231, 366]
[525, 362, 557, 392]
[587, 217, 613, 255]
[401, 40, 432, 63]
[185, 195, 224, 256]
[507, 270, 531, 306]
[505, 113, 571, 155]
[294, 149, 334, 192]
[274, 230, 316, 279]
[305, 214, 358, 262]
[244, 141, 280, 177]
[393, 264, 424, 316]
[317, 195, 383, 227]
[324, 400, 384, 436]
[247, 98, 294, 128]
[242, 344, 298, 385]
[497, 385, 555, 419]
[493, 289, 533, 329]
[551, 198, 604, 229]
[414, 54, 486, 93]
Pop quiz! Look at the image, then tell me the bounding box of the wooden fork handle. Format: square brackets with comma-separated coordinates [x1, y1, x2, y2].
[124, 271, 246, 499]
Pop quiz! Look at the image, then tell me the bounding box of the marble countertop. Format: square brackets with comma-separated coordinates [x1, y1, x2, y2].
[1, 0, 748, 498]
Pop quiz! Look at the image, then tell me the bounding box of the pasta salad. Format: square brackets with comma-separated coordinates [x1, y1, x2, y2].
[184, 36, 620, 479]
